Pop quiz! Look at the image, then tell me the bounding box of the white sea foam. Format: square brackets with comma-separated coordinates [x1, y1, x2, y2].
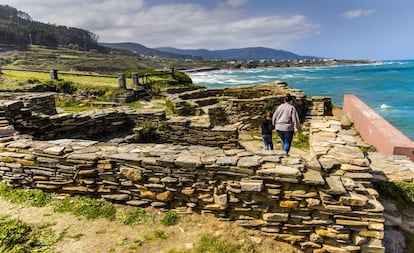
[380, 104, 392, 109]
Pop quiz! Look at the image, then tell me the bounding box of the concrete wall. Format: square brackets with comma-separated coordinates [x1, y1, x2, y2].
[343, 94, 414, 161]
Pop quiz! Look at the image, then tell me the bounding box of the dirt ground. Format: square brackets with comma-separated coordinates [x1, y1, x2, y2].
[0, 198, 302, 253]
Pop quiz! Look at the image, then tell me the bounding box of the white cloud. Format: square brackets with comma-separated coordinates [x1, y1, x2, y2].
[341, 9, 375, 19]
[1, 0, 320, 50]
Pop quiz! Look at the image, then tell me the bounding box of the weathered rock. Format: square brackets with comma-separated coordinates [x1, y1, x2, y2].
[302, 169, 325, 185]
[325, 176, 347, 195]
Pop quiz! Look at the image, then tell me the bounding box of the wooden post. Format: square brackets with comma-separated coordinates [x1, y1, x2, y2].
[118, 74, 126, 89]
[132, 73, 139, 86]
[50, 69, 58, 80]
[170, 68, 175, 80]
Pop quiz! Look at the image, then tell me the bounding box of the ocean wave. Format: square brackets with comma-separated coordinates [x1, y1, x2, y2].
[380, 104, 392, 109]
[258, 75, 280, 78]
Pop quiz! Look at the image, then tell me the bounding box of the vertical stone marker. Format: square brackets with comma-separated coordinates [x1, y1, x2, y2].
[50, 69, 58, 80]
[118, 74, 126, 89]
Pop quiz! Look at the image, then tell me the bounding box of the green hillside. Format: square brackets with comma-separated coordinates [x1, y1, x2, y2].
[0, 4, 102, 51]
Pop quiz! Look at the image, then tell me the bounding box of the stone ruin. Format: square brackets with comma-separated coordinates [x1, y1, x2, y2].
[1, 81, 412, 252]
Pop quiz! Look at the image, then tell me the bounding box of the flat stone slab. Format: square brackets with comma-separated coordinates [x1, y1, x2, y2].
[302, 169, 325, 185]
[216, 156, 239, 166]
[256, 165, 300, 178]
[175, 155, 202, 168]
[237, 155, 261, 168]
[109, 153, 143, 162]
[325, 176, 347, 195]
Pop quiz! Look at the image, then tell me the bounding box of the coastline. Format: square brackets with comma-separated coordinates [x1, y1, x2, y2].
[188, 60, 414, 141]
[183, 59, 381, 73]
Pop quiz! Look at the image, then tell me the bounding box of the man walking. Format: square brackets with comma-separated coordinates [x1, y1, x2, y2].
[272, 94, 301, 155]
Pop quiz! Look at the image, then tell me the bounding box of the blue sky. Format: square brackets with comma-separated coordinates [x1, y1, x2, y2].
[3, 0, 414, 60]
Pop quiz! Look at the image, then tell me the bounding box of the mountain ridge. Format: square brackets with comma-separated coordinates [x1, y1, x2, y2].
[156, 46, 320, 61]
[101, 42, 320, 61]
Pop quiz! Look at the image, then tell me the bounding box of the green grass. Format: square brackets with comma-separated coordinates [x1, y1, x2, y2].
[55, 96, 108, 112]
[167, 234, 241, 253]
[0, 184, 53, 207]
[0, 215, 64, 253]
[116, 208, 154, 226]
[0, 70, 130, 90]
[59, 54, 80, 59]
[373, 181, 414, 211]
[52, 196, 116, 221]
[0, 216, 32, 252]
[292, 131, 309, 149]
[0, 184, 158, 226]
[153, 230, 168, 239]
[161, 210, 179, 226]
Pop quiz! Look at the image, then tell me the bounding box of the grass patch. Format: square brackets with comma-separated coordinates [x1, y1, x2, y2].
[123, 100, 144, 110]
[52, 196, 116, 221]
[0, 69, 131, 91]
[0, 216, 32, 252]
[161, 211, 179, 226]
[116, 208, 155, 226]
[167, 233, 241, 253]
[165, 98, 177, 116]
[359, 145, 377, 153]
[0, 184, 53, 207]
[292, 131, 309, 149]
[0, 215, 63, 253]
[194, 234, 241, 253]
[153, 230, 168, 239]
[373, 181, 414, 211]
[55, 96, 108, 112]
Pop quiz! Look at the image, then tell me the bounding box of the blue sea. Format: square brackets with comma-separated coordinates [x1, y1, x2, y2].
[188, 60, 414, 141]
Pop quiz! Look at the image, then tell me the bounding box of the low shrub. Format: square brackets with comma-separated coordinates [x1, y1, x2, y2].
[165, 98, 177, 116]
[0, 216, 32, 252]
[161, 211, 179, 226]
[136, 122, 157, 142]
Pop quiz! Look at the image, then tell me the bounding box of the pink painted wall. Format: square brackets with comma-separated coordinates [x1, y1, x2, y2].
[343, 94, 414, 162]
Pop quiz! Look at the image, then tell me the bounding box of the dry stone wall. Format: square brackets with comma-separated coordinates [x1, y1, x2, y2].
[0, 85, 395, 252]
[0, 118, 385, 252]
[167, 81, 308, 129]
[0, 92, 57, 115]
[150, 115, 239, 149]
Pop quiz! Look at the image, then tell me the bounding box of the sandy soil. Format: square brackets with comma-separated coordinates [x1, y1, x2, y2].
[0, 198, 302, 253]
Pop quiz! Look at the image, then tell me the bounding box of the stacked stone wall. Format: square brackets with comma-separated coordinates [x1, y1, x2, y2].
[152, 116, 238, 149]
[0, 96, 238, 147]
[0, 92, 56, 115]
[0, 127, 385, 252]
[169, 81, 309, 129]
[13, 107, 165, 141]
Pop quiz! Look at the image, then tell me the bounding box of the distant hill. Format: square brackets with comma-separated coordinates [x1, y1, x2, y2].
[100, 42, 201, 60]
[101, 43, 320, 61]
[156, 46, 319, 61]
